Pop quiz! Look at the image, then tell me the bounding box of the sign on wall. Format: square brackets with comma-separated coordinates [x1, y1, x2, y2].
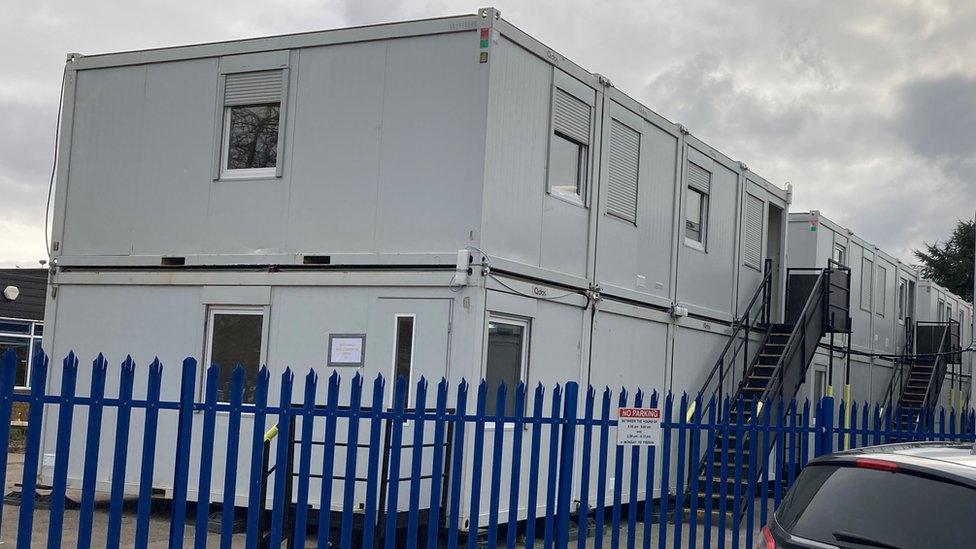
[328, 334, 366, 367]
[616, 407, 661, 446]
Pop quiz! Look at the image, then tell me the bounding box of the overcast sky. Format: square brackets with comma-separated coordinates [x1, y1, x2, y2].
[2, 0, 973, 267]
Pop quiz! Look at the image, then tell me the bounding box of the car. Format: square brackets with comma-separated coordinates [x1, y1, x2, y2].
[759, 441, 976, 548]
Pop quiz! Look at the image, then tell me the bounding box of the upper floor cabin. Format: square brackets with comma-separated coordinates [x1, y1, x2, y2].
[788, 211, 972, 356]
[50, 8, 790, 323]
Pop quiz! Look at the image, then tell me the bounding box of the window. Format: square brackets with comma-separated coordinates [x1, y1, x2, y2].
[484, 317, 529, 416]
[0, 319, 43, 388]
[860, 257, 873, 311]
[897, 278, 907, 321]
[220, 70, 285, 179]
[548, 88, 591, 203]
[876, 265, 887, 317]
[937, 298, 946, 321]
[832, 243, 846, 266]
[685, 162, 710, 249]
[606, 119, 640, 223]
[391, 315, 415, 404]
[743, 194, 764, 268]
[204, 307, 265, 403]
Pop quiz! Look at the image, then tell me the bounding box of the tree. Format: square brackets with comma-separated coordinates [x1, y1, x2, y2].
[914, 218, 975, 302]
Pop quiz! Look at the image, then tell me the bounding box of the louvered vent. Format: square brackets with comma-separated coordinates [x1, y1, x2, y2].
[743, 194, 764, 268]
[552, 88, 591, 144]
[687, 161, 710, 192]
[607, 120, 640, 222]
[224, 70, 284, 106]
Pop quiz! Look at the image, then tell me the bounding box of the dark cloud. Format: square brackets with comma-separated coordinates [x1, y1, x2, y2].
[897, 74, 976, 185]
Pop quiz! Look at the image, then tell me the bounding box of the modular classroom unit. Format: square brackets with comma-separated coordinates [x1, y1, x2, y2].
[788, 211, 973, 410]
[40, 8, 794, 528]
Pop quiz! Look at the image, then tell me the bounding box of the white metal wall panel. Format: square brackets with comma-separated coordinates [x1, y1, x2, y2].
[552, 88, 591, 144]
[606, 119, 640, 223]
[224, 70, 284, 105]
[743, 194, 764, 268]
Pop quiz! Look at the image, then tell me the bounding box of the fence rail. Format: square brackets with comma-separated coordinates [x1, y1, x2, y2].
[1, 349, 974, 548]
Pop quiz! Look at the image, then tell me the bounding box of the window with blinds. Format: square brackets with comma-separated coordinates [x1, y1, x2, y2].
[606, 119, 640, 223]
[685, 162, 711, 247]
[548, 88, 591, 202]
[743, 194, 764, 268]
[220, 69, 285, 178]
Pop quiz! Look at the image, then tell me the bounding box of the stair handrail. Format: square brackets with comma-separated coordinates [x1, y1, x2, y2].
[694, 257, 774, 418]
[920, 320, 954, 411]
[757, 266, 830, 416]
[881, 316, 914, 414]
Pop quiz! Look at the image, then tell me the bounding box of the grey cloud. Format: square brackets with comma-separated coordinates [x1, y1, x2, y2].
[897, 74, 976, 185]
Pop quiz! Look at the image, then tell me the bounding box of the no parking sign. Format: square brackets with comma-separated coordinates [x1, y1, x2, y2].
[617, 407, 662, 446]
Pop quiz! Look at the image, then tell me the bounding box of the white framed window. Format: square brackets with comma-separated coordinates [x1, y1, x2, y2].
[218, 69, 285, 180]
[548, 87, 591, 205]
[876, 265, 887, 317]
[0, 318, 42, 389]
[742, 193, 764, 269]
[860, 257, 873, 312]
[897, 278, 907, 322]
[203, 306, 267, 404]
[832, 243, 846, 266]
[484, 316, 530, 417]
[685, 162, 710, 250]
[390, 314, 416, 407]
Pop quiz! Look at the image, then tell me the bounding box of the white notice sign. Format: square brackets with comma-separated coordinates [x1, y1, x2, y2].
[617, 408, 662, 446]
[328, 334, 366, 367]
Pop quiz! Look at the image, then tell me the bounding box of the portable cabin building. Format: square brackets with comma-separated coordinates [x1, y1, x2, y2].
[40, 8, 791, 528]
[0, 269, 48, 390]
[787, 211, 972, 410]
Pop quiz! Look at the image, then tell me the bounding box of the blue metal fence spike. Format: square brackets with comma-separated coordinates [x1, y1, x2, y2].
[593, 386, 612, 549]
[16, 349, 48, 548]
[610, 387, 626, 549]
[446, 379, 470, 549]
[169, 357, 197, 548]
[731, 396, 744, 549]
[382, 374, 407, 549]
[465, 379, 490, 549]
[244, 366, 271, 548]
[688, 394, 702, 547]
[576, 385, 595, 549]
[406, 376, 430, 548]
[316, 370, 341, 549]
[703, 394, 717, 549]
[557, 382, 580, 549]
[105, 356, 136, 549]
[523, 382, 546, 549]
[218, 364, 246, 549]
[292, 369, 318, 548]
[362, 375, 386, 549]
[543, 383, 564, 549]
[46, 352, 79, 549]
[486, 381, 506, 549]
[715, 394, 730, 549]
[626, 388, 644, 549]
[0, 349, 17, 540]
[78, 354, 108, 549]
[655, 392, 673, 549]
[270, 368, 296, 547]
[427, 378, 451, 549]
[194, 364, 220, 548]
[134, 358, 163, 547]
[674, 392, 688, 549]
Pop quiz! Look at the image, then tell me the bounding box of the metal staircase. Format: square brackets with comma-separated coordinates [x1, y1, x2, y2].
[689, 261, 851, 518]
[890, 320, 960, 434]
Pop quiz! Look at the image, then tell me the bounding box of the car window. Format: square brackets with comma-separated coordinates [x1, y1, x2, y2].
[777, 464, 976, 549]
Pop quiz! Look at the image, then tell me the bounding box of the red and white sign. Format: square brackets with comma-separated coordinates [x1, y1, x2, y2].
[617, 407, 662, 446]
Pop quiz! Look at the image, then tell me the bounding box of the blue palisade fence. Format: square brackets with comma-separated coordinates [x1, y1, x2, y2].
[0, 347, 974, 548]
